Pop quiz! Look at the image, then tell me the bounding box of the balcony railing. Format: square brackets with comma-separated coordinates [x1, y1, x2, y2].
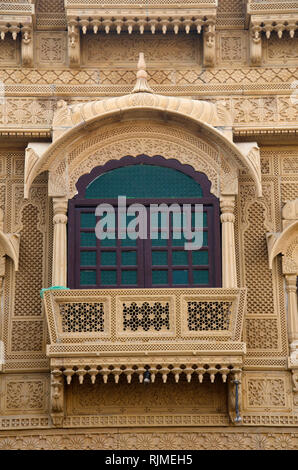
[43, 287, 246, 383]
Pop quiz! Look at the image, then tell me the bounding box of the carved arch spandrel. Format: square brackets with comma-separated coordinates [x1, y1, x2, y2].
[47, 121, 241, 200]
[25, 102, 262, 199]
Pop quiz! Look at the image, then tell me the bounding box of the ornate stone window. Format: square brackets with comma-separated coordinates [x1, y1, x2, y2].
[67, 155, 221, 289]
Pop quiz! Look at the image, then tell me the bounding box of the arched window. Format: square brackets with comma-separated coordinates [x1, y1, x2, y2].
[68, 155, 221, 288]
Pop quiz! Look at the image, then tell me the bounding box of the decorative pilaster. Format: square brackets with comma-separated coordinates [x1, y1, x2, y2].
[285, 275, 298, 346]
[52, 198, 68, 287]
[220, 196, 237, 288]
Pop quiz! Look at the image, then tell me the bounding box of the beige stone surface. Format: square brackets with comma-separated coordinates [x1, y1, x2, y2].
[0, 0, 297, 449]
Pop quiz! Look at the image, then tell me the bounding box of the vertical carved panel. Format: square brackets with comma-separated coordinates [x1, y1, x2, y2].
[243, 203, 274, 316]
[14, 205, 43, 317]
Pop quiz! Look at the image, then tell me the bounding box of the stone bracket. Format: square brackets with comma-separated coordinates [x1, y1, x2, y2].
[0, 5, 35, 67]
[24, 142, 51, 199]
[246, 1, 298, 65]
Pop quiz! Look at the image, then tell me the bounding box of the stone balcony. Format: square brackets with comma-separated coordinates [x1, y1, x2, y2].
[43, 287, 247, 380]
[43, 287, 247, 425]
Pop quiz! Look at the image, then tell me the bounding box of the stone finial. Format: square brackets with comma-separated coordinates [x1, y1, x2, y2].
[132, 53, 153, 94]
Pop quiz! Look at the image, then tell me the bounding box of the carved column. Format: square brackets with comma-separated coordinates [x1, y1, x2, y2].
[220, 196, 237, 288]
[285, 275, 298, 345]
[52, 197, 68, 287]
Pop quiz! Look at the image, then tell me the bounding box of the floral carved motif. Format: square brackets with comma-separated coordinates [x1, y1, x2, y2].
[6, 381, 45, 411]
[247, 379, 286, 407]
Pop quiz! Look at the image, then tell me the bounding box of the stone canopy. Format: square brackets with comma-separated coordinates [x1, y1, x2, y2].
[24, 53, 262, 200]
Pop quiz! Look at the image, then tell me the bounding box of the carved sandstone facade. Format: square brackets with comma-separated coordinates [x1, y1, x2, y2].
[0, 0, 297, 450]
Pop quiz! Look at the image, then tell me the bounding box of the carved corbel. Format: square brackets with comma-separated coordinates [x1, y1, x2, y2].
[236, 142, 262, 197]
[48, 159, 68, 198]
[21, 26, 33, 67]
[51, 369, 65, 427]
[203, 23, 216, 67]
[24, 143, 51, 199]
[68, 19, 80, 67]
[250, 25, 262, 66]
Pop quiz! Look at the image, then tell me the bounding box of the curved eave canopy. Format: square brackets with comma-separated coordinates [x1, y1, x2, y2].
[0, 231, 20, 271]
[24, 94, 262, 198]
[267, 221, 298, 270]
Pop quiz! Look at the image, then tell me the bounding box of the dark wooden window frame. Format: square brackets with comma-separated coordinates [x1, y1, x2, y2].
[68, 155, 222, 289]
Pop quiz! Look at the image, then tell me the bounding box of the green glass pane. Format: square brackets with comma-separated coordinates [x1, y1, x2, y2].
[120, 237, 137, 247]
[80, 270, 96, 285]
[172, 233, 188, 246]
[192, 212, 208, 228]
[172, 251, 188, 265]
[193, 270, 209, 285]
[152, 251, 168, 266]
[80, 231, 97, 247]
[121, 270, 137, 284]
[80, 212, 96, 228]
[80, 251, 96, 266]
[100, 238, 117, 247]
[152, 270, 168, 285]
[85, 165, 203, 199]
[203, 231, 208, 246]
[101, 270, 117, 285]
[192, 251, 209, 265]
[151, 232, 168, 246]
[101, 251, 117, 266]
[173, 270, 189, 285]
[121, 251, 137, 266]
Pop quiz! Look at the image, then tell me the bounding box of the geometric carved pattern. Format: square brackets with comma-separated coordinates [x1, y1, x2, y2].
[187, 301, 232, 331]
[123, 302, 170, 332]
[59, 303, 104, 333]
[281, 182, 298, 203]
[82, 34, 199, 66]
[246, 319, 279, 350]
[11, 320, 44, 352]
[0, 37, 19, 65]
[244, 203, 274, 315]
[14, 205, 43, 316]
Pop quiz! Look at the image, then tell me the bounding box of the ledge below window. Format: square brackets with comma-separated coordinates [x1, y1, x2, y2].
[43, 287, 247, 371]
